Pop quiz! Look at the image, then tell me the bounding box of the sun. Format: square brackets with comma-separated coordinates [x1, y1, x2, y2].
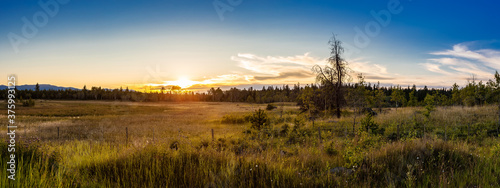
[167, 77, 197, 89]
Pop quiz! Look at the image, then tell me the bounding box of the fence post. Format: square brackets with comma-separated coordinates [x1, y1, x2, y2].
[345, 124, 348, 140]
[126, 127, 128, 146]
[467, 123, 470, 140]
[101, 125, 104, 142]
[397, 123, 400, 140]
[57, 127, 60, 139]
[353, 117, 356, 137]
[153, 127, 155, 143]
[211, 129, 214, 141]
[318, 127, 322, 143]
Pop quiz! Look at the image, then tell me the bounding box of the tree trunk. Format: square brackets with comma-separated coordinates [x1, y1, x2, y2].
[336, 52, 342, 119]
[336, 85, 341, 118]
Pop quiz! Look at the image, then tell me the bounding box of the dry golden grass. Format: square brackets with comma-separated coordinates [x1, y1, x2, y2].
[0, 100, 499, 187]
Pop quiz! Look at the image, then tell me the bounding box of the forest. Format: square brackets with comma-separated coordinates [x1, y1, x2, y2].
[3, 71, 500, 111]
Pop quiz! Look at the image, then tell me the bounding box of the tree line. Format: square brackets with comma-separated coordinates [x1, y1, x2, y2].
[297, 72, 500, 115]
[1, 74, 499, 108]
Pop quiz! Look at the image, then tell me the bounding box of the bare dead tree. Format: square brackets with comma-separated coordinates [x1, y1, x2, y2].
[312, 34, 350, 118]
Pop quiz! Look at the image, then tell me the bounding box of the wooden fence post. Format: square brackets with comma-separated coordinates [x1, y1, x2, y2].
[467, 123, 470, 140]
[318, 127, 322, 143]
[153, 127, 155, 143]
[126, 127, 128, 146]
[101, 125, 104, 142]
[211, 129, 214, 141]
[353, 118, 356, 137]
[345, 125, 348, 140]
[397, 124, 400, 140]
[57, 127, 60, 139]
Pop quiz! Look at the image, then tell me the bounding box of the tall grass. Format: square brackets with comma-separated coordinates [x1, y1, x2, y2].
[0, 101, 499, 187]
[0, 141, 70, 187]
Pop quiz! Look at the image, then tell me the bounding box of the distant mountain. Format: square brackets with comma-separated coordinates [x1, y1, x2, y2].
[0, 84, 80, 91]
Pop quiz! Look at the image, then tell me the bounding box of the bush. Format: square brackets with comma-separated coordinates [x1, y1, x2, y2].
[22, 97, 35, 107]
[292, 115, 306, 131]
[266, 103, 277, 110]
[357, 139, 477, 187]
[249, 109, 270, 130]
[280, 124, 290, 136]
[170, 141, 179, 150]
[360, 113, 383, 135]
[491, 142, 500, 157]
[221, 114, 248, 124]
[324, 142, 339, 156]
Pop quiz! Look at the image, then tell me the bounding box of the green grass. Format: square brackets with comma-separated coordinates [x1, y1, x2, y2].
[0, 100, 499, 187]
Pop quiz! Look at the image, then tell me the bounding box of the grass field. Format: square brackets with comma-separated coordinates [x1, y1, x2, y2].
[1, 100, 500, 187]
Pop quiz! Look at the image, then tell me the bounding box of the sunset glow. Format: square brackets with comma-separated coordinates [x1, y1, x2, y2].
[164, 77, 198, 89]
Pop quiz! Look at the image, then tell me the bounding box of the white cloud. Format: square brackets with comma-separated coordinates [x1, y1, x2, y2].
[150, 42, 500, 91]
[230, 53, 323, 82]
[424, 42, 500, 81]
[348, 58, 394, 81]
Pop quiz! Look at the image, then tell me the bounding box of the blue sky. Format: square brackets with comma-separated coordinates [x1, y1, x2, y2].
[1, 0, 499, 90]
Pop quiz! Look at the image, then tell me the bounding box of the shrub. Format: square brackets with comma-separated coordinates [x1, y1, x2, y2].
[491, 142, 500, 157]
[343, 144, 363, 168]
[22, 97, 36, 107]
[266, 103, 277, 110]
[324, 142, 339, 156]
[357, 139, 477, 187]
[249, 109, 270, 130]
[197, 140, 210, 149]
[360, 113, 383, 135]
[170, 141, 179, 150]
[280, 124, 290, 136]
[292, 115, 306, 131]
[221, 114, 248, 124]
[423, 94, 435, 118]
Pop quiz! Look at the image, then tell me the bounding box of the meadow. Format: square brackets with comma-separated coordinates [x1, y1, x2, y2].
[1, 100, 500, 187]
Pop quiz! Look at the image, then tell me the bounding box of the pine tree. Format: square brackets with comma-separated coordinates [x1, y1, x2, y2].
[391, 86, 406, 110]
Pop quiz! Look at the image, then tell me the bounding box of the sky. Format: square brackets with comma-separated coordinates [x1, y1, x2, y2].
[1, 0, 499, 91]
